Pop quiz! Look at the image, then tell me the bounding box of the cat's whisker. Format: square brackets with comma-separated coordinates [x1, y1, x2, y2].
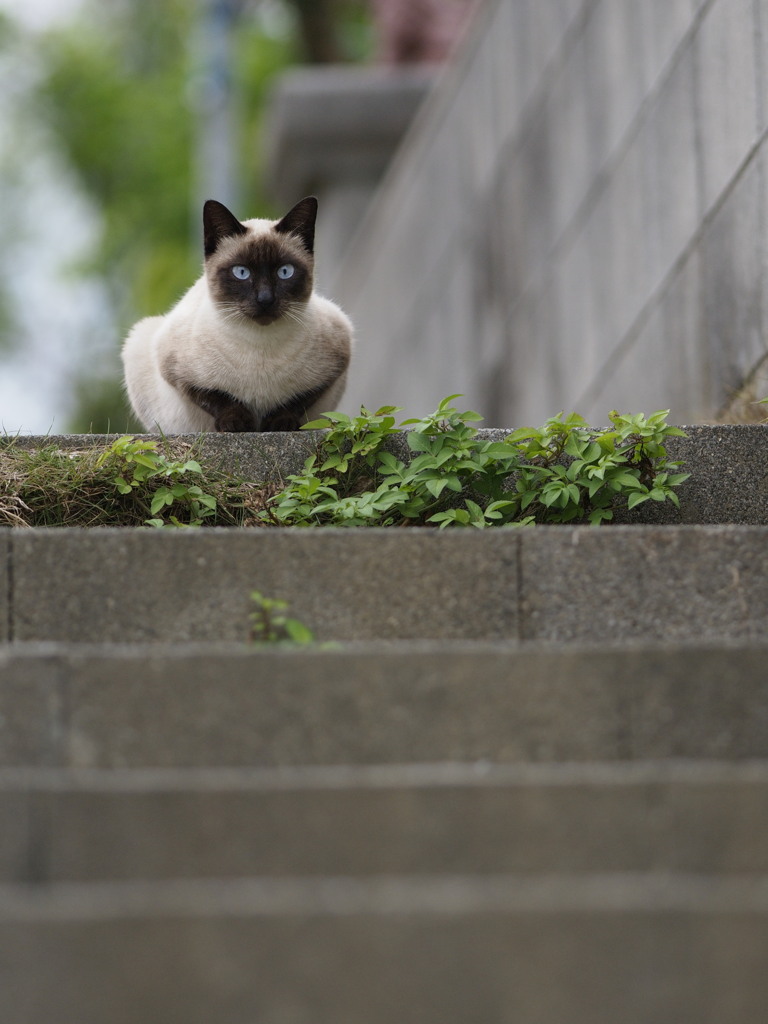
[217, 303, 248, 327]
[284, 306, 310, 329]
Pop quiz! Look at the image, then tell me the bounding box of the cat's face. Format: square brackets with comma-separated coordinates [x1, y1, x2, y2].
[203, 197, 317, 328]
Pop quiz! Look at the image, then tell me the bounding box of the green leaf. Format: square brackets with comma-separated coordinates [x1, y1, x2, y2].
[131, 453, 160, 470]
[505, 426, 537, 441]
[407, 432, 435, 453]
[437, 393, 464, 411]
[540, 486, 563, 508]
[487, 503, 517, 523]
[588, 507, 614, 525]
[283, 619, 315, 645]
[607, 471, 643, 489]
[564, 432, 585, 457]
[150, 490, 172, 514]
[597, 433, 617, 452]
[450, 508, 471, 524]
[627, 491, 650, 509]
[425, 477, 448, 499]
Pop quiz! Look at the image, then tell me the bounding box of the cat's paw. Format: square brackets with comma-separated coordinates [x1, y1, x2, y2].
[214, 404, 257, 432]
[261, 410, 303, 432]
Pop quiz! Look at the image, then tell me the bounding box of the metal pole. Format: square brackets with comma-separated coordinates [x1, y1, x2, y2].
[192, 0, 241, 220]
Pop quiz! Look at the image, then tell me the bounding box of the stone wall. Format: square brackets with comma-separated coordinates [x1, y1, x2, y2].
[330, 0, 768, 426]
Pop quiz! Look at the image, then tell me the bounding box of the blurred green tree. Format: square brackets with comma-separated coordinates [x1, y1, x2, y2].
[35, 0, 296, 327]
[289, 0, 372, 62]
[30, 0, 369, 431]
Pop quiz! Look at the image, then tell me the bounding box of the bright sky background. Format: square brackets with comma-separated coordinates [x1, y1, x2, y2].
[0, 0, 83, 30]
[0, 0, 117, 434]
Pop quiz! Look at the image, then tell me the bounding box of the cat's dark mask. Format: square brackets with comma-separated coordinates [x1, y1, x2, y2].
[203, 198, 317, 327]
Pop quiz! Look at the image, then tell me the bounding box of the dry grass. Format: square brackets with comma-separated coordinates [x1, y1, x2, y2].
[717, 353, 768, 424]
[0, 437, 274, 528]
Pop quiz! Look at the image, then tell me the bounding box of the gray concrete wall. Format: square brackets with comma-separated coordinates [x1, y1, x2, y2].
[264, 65, 433, 294]
[331, 0, 768, 426]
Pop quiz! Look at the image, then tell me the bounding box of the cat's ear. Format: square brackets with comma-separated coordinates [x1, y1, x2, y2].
[203, 200, 248, 258]
[274, 196, 318, 255]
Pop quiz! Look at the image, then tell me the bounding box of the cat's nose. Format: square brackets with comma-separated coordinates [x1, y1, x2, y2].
[256, 285, 275, 307]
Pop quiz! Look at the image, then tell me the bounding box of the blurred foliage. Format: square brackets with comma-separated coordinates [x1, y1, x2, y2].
[0, 11, 25, 351]
[67, 374, 143, 435]
[33, 0, 298, 323]
[289, 0, 373, 62]
[28, 0, 370, 430]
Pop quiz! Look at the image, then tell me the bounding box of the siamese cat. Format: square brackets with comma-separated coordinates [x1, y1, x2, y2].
[122, 196, 353, 432]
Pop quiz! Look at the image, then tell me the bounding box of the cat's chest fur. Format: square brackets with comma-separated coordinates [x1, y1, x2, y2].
[157, 277, 341, 409]
[122, 197, 353, 433]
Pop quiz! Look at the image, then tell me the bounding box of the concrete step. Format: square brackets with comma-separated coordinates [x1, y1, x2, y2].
[1, 873, 767, 1023]
[15, 422, 768, 524]
[4, 429, 765, 1022]
[2, 761, 768, 884]
[3, 641, 767, 768]
[3, 524, 768, 644]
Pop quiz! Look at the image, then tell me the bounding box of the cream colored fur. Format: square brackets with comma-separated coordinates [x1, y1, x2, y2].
[122, 215, 353, 433]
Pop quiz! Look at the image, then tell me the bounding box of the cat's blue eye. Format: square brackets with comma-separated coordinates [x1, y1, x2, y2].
[277, 264, 295, 280]
[232, 265, 251, 280]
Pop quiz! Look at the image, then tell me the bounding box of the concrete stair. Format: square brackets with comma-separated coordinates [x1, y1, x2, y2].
[3, 761, 768, 882]
[2, 642, 768, 769]
[1, 428, 768, 1022]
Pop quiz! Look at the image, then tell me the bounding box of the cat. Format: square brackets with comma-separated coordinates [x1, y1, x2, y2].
[121, 196, 353, 432]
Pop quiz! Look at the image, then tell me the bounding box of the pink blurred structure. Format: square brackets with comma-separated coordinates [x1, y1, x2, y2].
[370, 0, 479, 64]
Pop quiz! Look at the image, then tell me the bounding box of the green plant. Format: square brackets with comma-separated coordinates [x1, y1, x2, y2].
[258, 398, 689, 528]
[97, 435, 218, 527]
[248, 591, 316, 646]
[0, 399, 689, 529]
[486, 409, 690, 526]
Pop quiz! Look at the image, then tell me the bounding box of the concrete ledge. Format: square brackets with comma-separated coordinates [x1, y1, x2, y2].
[0, 653, 63, 769]
[3, 762, 768, 884]
[0, 532, 8, 643]
[4, 525, 768, 645]
[8, 423, 768, 524]
[1, 875, 767, 1024]
[618, 424, 768, 525]
[264, 65, 434, 206]
[2, 641, 768, 768]
[519, 524, 768, 643]
[8, 529, 518, 643]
